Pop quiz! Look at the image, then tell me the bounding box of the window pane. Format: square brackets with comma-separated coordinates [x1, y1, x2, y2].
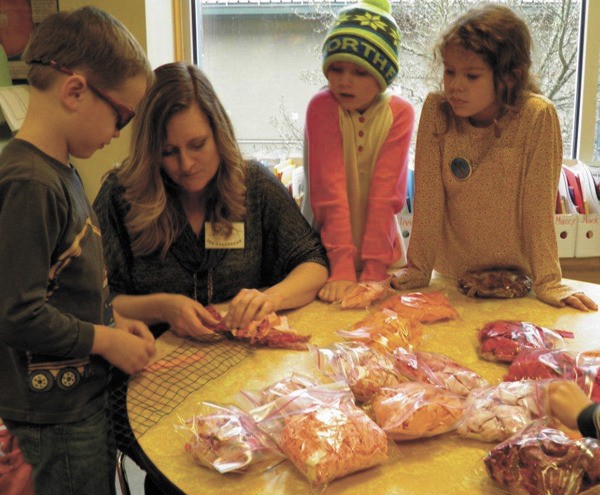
[195, 0, 582, 159]
[595, 47, 600, 162]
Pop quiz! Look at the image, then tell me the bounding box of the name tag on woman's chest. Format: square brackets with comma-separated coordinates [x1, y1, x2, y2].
[205, 222, 245, 249]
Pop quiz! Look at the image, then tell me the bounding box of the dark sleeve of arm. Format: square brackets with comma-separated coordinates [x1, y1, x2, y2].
[256, 164, 328, 283]
[92, 175, 133, 296]
[0, 180, 94, 357]
[578, 403, 600, 439]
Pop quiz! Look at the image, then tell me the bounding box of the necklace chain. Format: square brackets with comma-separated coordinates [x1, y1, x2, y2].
[449, 119, 501, 180]
[466, 121, 500, 171]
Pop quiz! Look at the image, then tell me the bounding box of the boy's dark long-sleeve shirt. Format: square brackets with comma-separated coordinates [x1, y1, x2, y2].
[0, 139, 108, 424]
[578, 403, 600, 439]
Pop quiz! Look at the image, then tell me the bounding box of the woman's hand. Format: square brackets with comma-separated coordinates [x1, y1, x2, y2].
[318, 280, 356, 303]
[223, 288, 280, 329]
[562, 293, 598, 312]
[161, 294, 220, 338]
[548, 380, 593, 430]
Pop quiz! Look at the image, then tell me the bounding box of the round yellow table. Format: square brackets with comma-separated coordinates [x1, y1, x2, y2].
[127, 275, 600, 495]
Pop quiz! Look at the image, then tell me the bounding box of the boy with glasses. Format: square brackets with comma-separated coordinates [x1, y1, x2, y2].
[0, 7, 156, 494]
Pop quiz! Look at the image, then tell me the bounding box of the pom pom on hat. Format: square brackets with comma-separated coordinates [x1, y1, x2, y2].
[322, 0, 400, 91]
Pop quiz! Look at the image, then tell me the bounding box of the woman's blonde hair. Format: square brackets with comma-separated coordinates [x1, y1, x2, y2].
[434, 3, 540, 132]
[116, 62, 247, 258]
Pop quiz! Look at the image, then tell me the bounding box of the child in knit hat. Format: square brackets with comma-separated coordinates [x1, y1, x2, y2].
[301, 0, 415, 303]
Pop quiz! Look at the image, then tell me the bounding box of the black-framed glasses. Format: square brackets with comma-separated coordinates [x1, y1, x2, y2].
[29, 59, 135, 130]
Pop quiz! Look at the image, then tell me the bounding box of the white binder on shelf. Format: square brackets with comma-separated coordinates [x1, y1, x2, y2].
[554, 214, 578, 258]
[563, 161, 600, 258]
[575, 213, 600, 257]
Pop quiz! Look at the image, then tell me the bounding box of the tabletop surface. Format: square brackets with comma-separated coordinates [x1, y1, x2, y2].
[127, 275, 600, 495]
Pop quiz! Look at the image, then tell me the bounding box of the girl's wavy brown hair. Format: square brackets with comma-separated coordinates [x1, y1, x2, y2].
[434, 4, 541, 134]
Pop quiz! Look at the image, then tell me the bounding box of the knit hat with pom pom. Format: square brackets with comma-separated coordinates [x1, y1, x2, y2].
[322, 0, 400, 91]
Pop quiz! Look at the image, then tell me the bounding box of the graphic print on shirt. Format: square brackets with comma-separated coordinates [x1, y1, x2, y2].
[27, 354, 92, 393]
[46, 217, 100, 299]
[27, 218, 99, 392]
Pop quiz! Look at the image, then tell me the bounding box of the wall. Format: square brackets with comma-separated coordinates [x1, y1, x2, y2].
[58, 0, 174, 201]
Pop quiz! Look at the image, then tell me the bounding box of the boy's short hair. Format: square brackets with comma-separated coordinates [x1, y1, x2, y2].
[24, 6, 153, 91]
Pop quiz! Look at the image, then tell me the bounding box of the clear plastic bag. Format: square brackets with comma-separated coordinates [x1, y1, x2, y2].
[485, 418, 600, 495]
[478, 320, 570, 363]
[505, 349, 600, 402]
[254, 382, 389, 489]
[371, 382, 465, 441]
[236, 372, 321, 410]
[457, 268, 532, 299]
[180, 402, 284, 474]
[456, 380, 549, 443]
[340, 281, 395, 309]
[312, 342, 403, 403]
[391, 347, 488, 397]
[377, 291, 459, 323]
[337, 308, 423, 353]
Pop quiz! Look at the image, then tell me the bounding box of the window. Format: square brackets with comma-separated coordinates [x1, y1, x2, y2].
[191, 0, 594, 163]
[595, 43, 600, 162]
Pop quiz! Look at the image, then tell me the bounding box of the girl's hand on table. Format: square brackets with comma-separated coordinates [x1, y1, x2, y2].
[390, 267, 430, 291]
[548, 380, 593, 430]
[223, 288, 279, 329]
[318, 280, 356, 303]
[162, 294, 220, 338]
[562, 293, 598, 312]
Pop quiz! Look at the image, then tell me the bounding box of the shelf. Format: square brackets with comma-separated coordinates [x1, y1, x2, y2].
[560, 256, 600, 284]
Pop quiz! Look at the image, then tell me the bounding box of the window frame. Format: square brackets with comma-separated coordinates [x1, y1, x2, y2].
[178, 0, 600, 165]
[575, 0, 600, 164]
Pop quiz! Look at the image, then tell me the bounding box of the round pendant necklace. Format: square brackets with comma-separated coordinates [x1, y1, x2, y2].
[450, 118, 501, 181]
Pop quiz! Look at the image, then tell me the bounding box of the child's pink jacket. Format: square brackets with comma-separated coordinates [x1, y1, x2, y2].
[302, 88, 414, 282]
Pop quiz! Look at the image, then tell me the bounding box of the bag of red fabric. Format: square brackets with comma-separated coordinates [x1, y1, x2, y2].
[485, 418, 600, 495]
[478, 320, 571, 363]
[505, 349, 600, 402]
